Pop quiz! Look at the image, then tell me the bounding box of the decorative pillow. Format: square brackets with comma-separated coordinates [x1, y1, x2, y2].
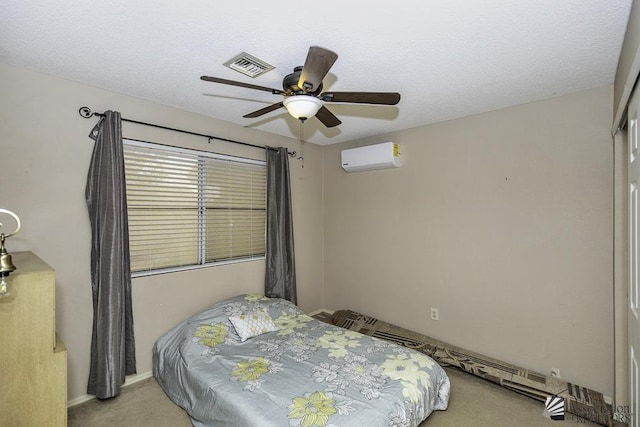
[229, 309, 278, 342]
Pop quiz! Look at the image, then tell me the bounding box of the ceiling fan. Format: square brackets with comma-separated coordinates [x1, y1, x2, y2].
[200, 46, 401, 128]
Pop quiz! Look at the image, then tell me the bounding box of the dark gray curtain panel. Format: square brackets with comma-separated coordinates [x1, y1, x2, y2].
[265, 147, 297, 304]
[85, 111, 136, 399]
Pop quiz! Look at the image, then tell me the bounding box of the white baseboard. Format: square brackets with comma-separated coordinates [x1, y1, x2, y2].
[307, 308, 335, 316]
[67, 370, 153, 408]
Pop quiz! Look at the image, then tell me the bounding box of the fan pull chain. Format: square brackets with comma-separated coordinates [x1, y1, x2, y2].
[299, 120, 305, 168]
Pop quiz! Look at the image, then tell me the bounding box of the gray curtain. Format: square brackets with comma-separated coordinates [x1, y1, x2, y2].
[265, 147, 297, 304]
[85, 111, 136, 399]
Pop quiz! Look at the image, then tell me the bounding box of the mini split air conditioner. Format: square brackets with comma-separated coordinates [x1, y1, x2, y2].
[341, 142, 401, 172]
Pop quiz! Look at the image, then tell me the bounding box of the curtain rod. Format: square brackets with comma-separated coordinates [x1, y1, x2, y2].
[78, 107, 300, 159]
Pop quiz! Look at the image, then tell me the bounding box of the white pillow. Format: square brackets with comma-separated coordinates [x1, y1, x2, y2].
[229, 310, 278, 342]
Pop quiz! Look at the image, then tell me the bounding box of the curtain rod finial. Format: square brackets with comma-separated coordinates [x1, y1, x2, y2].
[79, 107, 93, 118]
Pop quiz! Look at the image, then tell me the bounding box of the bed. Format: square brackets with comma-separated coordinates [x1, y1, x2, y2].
[153, 294, 450, 427]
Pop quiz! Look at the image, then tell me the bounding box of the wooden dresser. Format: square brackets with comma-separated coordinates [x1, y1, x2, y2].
[0, 251, 67, 426]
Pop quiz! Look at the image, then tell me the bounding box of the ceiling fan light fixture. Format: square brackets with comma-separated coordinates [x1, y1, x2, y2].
[201, 46, 400, 128]
[283, 95, 322, 120]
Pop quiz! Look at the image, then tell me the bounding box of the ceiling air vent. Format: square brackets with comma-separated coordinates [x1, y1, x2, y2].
[223, 52, 275, 78]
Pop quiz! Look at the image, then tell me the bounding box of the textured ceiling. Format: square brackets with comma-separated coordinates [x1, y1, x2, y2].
[0, 1, 632, 145]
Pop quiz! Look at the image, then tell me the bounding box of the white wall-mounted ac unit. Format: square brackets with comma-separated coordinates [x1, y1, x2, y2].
[341, 142, 401, 173]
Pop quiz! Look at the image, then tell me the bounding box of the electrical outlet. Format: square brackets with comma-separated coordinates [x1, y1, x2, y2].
[550, 368, 561, 378]
[430, 308, 439, 321]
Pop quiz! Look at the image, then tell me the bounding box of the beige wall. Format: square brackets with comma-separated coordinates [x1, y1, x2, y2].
[0, 62, 324, 402]
[322, 86, 615, 396]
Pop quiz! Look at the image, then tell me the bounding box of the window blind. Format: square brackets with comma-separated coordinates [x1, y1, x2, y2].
[123, 140, 266, 275]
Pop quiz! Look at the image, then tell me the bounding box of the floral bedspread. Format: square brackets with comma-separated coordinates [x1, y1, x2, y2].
[153, 295, 450, 427]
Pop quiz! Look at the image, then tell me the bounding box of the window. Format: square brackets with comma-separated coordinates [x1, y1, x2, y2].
[123, 140, 266, 276]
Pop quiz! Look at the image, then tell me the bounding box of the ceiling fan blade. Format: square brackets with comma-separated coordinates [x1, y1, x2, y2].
[298, 46, 338, 93]
[320, 91, 401, 105]
[200, 76, 284, 94]
[243, 102, 285, 118]
[315, 106, 342, 128]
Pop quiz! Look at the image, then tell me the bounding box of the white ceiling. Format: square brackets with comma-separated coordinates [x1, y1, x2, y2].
[0, 1, 632, 145]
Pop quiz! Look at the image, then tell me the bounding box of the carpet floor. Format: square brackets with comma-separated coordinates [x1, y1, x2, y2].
[68, 367, 605, 426]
